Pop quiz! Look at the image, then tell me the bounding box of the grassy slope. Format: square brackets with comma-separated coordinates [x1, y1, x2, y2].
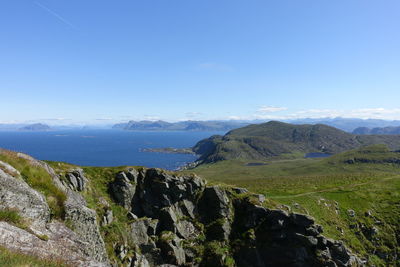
[194, 121, 400, 163]
[186, 145, 400, 266]
[0, 246, 66, 267]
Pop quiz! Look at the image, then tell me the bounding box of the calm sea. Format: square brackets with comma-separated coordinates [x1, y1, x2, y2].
[0, 130, 222, 170]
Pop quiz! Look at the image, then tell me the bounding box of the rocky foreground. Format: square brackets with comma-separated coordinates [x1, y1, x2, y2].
[0, 151, 363, 266]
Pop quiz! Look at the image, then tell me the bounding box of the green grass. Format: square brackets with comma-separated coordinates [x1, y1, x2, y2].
[0, 208, 27, 229]
[0, 150, 66, 219]
[186, 145, 400, 265]
[189, 145, 400, 196]
[0, 246, 67, 267]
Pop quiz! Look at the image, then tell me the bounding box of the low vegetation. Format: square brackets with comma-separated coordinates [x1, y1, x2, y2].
[188, 145, 400, 266]
[0, 208, 26, 228]
[0, 246, 66, 267]
[2, 143, 400, 265]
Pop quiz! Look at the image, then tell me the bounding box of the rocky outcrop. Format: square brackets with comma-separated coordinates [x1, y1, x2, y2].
[0, 221, 106, 266]
[64, 203, 109, 263]
[108, 168, 363, 267]
[64, 169, 87, 191]
[109, 169, 138, 210]
[0, 167, 50, 231]
[0, 152, 109, 266]
[231, 199, 362, 267]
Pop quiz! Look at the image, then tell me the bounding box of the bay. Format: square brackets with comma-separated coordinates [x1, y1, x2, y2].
[0, 130, 222, 170]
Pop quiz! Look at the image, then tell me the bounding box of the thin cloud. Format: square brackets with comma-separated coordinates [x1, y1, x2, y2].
[143, 116, 161, 121]
[95, 118, 114, 121]
[301, 108, 400, 120]
[41, 118, 71, 121]
[185, 112, 203, 118]
[34, 1, 75, 28]
[257, 106, 287, 113]
[228, 107, 400, 121]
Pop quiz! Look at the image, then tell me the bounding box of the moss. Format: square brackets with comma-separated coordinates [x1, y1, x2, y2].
[159, 231, 175, 242]
[201, 241, 235, 267]
[37, 234, 49, 241]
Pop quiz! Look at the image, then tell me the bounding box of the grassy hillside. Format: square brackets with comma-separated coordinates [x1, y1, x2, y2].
[186, 145, 400, 266]
[2, 145, 400, 265]
[193, 121, 400, 163]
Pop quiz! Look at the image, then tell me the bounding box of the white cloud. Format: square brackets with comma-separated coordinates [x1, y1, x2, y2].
[95, 118, 114, 121]
[42, 118, 70, 121]
[143, 116, 161, 121]
[257, 106, 287, 113]
[289, 108, 400, 120]
[227, 107, 400, 121]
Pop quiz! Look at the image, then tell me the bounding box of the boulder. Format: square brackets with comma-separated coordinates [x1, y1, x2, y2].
[232, 187, 249, 194]
[130, 218, 158, 246]
[65, 169, 87, 191]
[101, 209, 113, 226]
[158, 232, 186, 266]
[0, 168, 50, 230]
[109, 171, 137, 210]
[64, 203, 108, 263]
[139, 169, 205, 218]
[0, 222, 107, 267]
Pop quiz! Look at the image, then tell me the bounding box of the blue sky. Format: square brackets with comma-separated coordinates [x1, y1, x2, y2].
[1, 0, 400, 124]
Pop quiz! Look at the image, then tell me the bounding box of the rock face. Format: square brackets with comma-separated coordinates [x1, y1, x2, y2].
[108, 168, 363, 267]
[231, 200, 361, 267]
[0, 167, 50, 230]
[64, 169, 87, 191]
[0, 221, 106, 266]
[64, 204, 109, 263]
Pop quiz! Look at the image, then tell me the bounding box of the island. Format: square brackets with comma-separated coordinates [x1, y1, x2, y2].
[141, 147, 195, 154]
[18, 123, 51, 131]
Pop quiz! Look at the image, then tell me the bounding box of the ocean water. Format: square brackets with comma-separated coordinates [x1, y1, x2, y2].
[0, 130, 223, 170]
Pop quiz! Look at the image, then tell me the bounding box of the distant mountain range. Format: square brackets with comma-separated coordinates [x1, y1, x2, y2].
[112, 120, 249, 132]
[193, 121, 400, 164]
[19, 123, 51, 131]
[353, 126, 400, 135]
[2, 117, 400, 132]
[114, 118, 400, 133]
[287, 118, 400, 132]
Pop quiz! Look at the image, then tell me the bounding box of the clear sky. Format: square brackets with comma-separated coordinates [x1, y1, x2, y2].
[1, 0, 400, 124]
